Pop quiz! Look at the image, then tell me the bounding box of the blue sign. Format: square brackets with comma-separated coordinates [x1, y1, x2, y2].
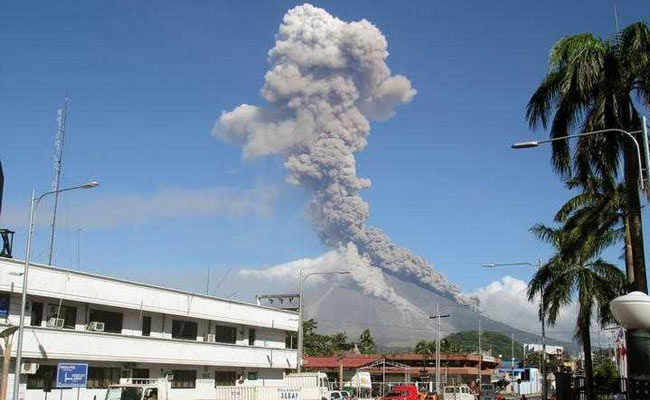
[56, 363, 88, 388]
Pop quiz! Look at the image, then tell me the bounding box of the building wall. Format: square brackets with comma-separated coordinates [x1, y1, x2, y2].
[3, 361, 285, 400]
[0, 258, 298, 400]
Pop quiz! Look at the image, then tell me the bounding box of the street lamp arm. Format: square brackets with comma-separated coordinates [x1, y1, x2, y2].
[513, 128, 646, 190]
[34, 181, 100, 205]
[302, 271, 351, 281]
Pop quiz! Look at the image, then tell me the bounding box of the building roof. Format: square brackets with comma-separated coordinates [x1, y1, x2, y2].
[305, 354, 382, 368]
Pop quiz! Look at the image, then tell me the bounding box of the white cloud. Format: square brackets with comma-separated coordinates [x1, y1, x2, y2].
[471, 276, 579, 341]
[1, 184, 280, 230]
[240, 243, 424, 315]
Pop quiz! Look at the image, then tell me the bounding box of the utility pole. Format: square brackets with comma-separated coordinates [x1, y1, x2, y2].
[478, 318, 482, 399]
[48, 97, 68, 265]
[511, 333, 515, 385]
[429, 302, 450, 395]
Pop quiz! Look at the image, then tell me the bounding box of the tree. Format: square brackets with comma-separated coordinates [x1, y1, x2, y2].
[414, 340, 436, 370]
[528, 224, 626, 400]
[358, 328, 376, 354]
[440, 338, 463, 354]
[330, 332, 352, 354]
[526, 22, 650, 294]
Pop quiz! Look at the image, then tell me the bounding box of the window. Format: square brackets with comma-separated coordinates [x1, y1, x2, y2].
[89, 309, 123, 333]
[172, 320, 198, 340]
[0, 293, 9, 319]
[27, 365, 56, 389]
[248, 328, 256, 346]
[285, 332, 297, 349]
[214, 325, 236, 344]
[30, 302, 43, 326]
[142, 316, 152, 337]
[247, 372, 257, 381]
[143, 388, 157, 400]
[171, 370, 196, 389]
[87, 367, 121, 389]
[214, 371, 237, 386]
[133, 368, 150, 379]
[46, 304, 77, 329]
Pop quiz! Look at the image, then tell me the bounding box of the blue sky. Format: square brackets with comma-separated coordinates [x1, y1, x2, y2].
[1, 0, 649, 302]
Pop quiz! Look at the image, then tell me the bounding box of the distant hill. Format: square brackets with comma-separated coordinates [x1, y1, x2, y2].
[445, 331, 525, 359]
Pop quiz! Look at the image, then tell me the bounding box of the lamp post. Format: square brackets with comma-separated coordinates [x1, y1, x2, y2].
[482, 261, 546, 400]
[512, 118, 650, 396]
[12, 181, 98, 400]
[429, 301, 450, 395]
[296, 269, 350, 373]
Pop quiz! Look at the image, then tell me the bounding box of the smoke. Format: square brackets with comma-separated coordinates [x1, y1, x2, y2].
[215, 4, 471, 305]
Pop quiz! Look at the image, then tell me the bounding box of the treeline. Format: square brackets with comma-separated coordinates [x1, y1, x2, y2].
[292, 319, 377, 356]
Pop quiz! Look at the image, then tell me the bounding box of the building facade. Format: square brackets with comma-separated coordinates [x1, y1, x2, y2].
[0, 257, 298, 400]
[305, 352, 501, 394]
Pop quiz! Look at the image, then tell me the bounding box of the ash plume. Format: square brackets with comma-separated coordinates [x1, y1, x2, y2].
[215, 4, 472, 306]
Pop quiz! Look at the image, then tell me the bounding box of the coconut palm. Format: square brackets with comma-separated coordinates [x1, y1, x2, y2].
[528, 224, 626, 400]
[526, 21, 650, 293]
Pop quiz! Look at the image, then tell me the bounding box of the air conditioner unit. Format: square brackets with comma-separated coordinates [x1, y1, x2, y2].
[21, 362, 39, 374]
[46, 318, 64, 328]
[87, 321, 105, 332]
[204, 334, 216, 343]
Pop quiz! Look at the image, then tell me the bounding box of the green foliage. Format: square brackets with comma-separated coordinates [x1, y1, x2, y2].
[414, 340, 436, 356]
[302, 319, 375, 356]
[444, 331, 525, 359]
[358, 328, 376, 354]
[440, 337, 463, 354]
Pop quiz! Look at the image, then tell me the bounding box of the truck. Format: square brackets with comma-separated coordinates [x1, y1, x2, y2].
[105, 378, 170, 400]
[214, 372, 330, 400]
[380, 384, 419, 400]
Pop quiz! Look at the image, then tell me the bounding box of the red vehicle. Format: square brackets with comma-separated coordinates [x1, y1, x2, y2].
[381, 385, 419, 400]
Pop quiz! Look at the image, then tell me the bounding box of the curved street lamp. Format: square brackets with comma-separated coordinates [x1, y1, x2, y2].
[12, 181, 99, 400]
[296, 269, 350, 373]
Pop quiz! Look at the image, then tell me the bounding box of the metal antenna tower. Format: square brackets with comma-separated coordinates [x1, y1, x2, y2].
[47, 96, 68, 265]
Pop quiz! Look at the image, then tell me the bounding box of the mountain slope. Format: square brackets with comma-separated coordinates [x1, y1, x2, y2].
[304, 272, 575, 352]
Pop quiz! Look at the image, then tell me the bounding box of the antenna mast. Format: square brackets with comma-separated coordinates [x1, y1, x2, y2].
[48, 96, 68, 265]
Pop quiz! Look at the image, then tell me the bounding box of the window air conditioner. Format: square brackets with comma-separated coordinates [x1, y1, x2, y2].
[46, 318, 64, 328]
[21, 362, 40, 374]
[204, 334, 216, 343]
[87, 321, 105, 332]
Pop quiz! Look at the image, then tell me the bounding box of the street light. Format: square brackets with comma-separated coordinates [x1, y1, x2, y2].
[511, 122, 648, 190]
[296, 269, 351, 373]
[482, 261, 547, 400]
[12, 181, 99, 400]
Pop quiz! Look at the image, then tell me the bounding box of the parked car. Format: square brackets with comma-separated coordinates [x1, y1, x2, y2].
[381, 385, 419, 400]
[328, 390, 352, 400]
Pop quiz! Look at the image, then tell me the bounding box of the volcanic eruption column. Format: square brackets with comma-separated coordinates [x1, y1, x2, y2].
[215, 4, 473, 306]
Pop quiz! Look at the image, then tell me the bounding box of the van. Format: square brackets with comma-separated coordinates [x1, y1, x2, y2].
[442, 385, 474, 400]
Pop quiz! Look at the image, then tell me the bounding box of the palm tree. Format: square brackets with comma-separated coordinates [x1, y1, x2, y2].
[526, 21, 650, 293]
[528, 224, 626, 400]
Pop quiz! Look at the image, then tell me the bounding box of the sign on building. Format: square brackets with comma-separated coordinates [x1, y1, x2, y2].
[56, 363, 88, 388]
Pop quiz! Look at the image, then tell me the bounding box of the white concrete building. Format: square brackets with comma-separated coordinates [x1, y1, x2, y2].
[0, 257, 298, 400]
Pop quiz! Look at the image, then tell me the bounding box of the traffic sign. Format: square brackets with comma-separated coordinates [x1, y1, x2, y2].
[56, 363, 88, 388]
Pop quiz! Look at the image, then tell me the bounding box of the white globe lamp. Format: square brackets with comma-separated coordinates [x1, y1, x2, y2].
[609, 291, 650, 330]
